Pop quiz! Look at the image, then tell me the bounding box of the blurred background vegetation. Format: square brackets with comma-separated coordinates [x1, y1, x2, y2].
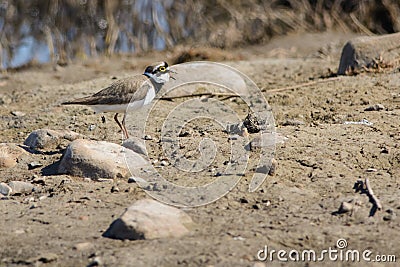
[0, 0, 399, 69]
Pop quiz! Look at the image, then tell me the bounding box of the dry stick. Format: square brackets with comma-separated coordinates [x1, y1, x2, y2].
[365, 178, 383, 211]
[159, 92, 238, 101]
[266, 76, 342, 94]
[159, 76, 343, 101]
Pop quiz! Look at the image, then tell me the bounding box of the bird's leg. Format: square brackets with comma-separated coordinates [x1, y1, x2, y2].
[114, 113, 128, 139]
[122, 112, 129, 139]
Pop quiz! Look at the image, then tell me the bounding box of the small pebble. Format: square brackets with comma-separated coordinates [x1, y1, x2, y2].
[0, 182, 12, 196]
[338, 201, 353, 213]
[239, 198, 249, 203]
[28, 162, 43, 170]
[10, 111, 26, 117]
[88, 124, 96, 131]
[39, 195, 47, 201]
[73, 242, 93, 251]
[160, 160, 169, 166]
[365, 104, 385, 111]
[32, 176, 46, 185]
[144, 135, 152, 140]
[111, 185, 120, 193]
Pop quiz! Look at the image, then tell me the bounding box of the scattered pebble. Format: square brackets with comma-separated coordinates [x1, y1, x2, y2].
[364, 104, 385, 111]
[128, 177, 149, 187]
[269, 158, 277, 176]
[88, 256, 102, 267]
[111, 185, 120, 193]
[88, 124, 96, 131]
[10, 111, 26, 117]
[28, 161, 43, 170]
[338, 201, 353, 213]
[8, 181, 35, 195]
[383, 209, 396, 221]
[228, 134, 240, 140]
[0, 182, 12, 196]
[144, 135, 153, 140]
[103, 199, 193, 240]
[36, 252, 58, 263]
[160, 160, 169, 166]
[0, 143, 27, 169]
[239, 198, 249, 203]
[366, 168, 378, 172]
[243, 113, 260, 133]
[32, 176, 46, 185]
[343, 119, 373, 126]
[73, 242, 93, 251]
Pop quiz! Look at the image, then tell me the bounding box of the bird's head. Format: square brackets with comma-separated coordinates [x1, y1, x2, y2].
[144, 61, 175, 84]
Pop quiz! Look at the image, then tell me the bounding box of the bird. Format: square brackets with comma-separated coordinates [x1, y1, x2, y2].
[62, 61, 174, 139]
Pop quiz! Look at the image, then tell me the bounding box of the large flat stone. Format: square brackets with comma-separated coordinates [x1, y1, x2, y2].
[58, 139, 148, 179]
[338, 33, 400, 75]
[103, 199, 193, 240]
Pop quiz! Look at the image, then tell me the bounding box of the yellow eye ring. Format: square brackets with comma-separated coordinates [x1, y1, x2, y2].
[159, 66, 166, 72]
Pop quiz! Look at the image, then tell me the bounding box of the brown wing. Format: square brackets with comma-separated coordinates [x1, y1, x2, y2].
[62, 75, 152, 105]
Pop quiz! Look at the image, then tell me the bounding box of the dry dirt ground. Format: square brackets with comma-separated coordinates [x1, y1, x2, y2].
[0, 32, 399, 267]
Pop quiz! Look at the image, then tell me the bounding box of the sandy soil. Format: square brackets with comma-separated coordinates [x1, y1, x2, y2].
[0, 32, 399, 267]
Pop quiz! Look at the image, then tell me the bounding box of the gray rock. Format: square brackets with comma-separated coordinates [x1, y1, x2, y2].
[8, 181, 35, 195]
[24, 129, 62, 150]
[0, 143, 26, 169]
[28, 161, 43, 170]
[122, 137, 147, 155]
[103, 199, 193, 240]
[338, 33, 400, 75]
[58, 139, 149, 179]
[24, 128, 84, 150]
[364, 104, 385, 111]
[0, 182, 12, 196]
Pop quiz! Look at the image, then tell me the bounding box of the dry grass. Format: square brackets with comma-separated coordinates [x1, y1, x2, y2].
[0, 0, 399, 68]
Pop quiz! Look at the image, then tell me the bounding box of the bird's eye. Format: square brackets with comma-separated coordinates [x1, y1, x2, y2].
[159, 66, 166, 72]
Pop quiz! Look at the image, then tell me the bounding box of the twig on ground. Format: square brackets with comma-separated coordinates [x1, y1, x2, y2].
[158, 92, 239, 101]
[365, 177, 383, 212]
[266, 76, 342, 94]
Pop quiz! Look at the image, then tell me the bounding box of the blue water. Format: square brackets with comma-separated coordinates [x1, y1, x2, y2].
[1, 0, 176, 69]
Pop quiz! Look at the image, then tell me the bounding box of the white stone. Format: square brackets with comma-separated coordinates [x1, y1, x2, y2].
[103, 199, 193, 240]
[8, 181, 35, 195]
[58, 139, 149, 179]
[0, 143, 26, 169]
[0, 182, 12, 196]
